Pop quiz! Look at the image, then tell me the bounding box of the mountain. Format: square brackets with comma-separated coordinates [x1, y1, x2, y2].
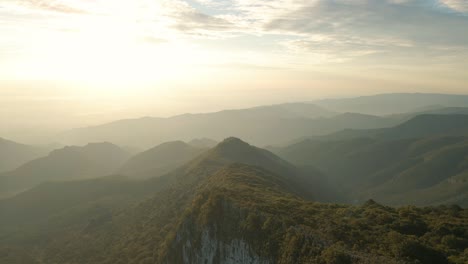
[404, 106, 468, 116]
[0, 175, 143, 228]
[319, 114, 468, 141]
[359, 138, 468, 206]
[58, 103, 399, 148]
[119, 141, 207, 178]
[0, 138, 311, 231]
[0, 138, 321, 259]
[0, 137, 466, 263]
[191, 137, 342, 201]
[0, 142, 131, 196]
[274, 134, 468, 206]
[2, 160, 466, 263]
[380, 114, 468, 139]
[0, 137, 47, 173]
[0, 137, 322, 235]
[314, 93, 468, 115]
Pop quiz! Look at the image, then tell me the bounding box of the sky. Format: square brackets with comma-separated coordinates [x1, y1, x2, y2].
[0, 0, 468, 142]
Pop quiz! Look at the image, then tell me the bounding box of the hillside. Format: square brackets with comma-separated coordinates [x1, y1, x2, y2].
[318, 114, 468, 141]
[392, 106, 468, 122]
[189, 137, 340, 201]
[274, 135, 468, 206]
[381, 115, 468, 139]
[0, 138, 312, 233]
[4, 164, 467, 264]
[0, 142, 130, 196]
[0, 137, 47, 173]
[119, 141, 207, 178]
[0, 138, 327, 252]
[0, 137, 467, 263]
[0, 138, 315, 225]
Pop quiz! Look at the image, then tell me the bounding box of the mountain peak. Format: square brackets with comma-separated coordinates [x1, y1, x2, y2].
[48, 142, 116, 157]
[189, 137, 296, 179]
[211, 137, 256, 158]
[84, 141, 117, 147]
[217, 137, 250, 147]
[154, 140, 189, 149]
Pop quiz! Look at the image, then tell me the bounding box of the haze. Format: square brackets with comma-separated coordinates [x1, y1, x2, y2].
[2, 1, 468, 263]
[1, 0, 468, 142]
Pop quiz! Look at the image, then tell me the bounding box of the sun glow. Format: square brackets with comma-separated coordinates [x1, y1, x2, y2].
[3, 0, 217, 84]
[1, 0, 467, 96]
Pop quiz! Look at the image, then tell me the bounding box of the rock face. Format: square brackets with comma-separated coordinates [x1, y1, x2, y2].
[164, 194, 271, 264]
[177, 229, 269, 264]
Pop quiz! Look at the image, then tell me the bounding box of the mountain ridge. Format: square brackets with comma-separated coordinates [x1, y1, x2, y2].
[0, 137, 47, 174]
[57, 103, 397, 148]
[0, 142, 130, 197]
[119, 140, 207, 179]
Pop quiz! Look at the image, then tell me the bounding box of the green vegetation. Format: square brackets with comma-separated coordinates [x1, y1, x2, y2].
[3, 163, 465, 264]
[275, 132, 468, 206]
[0, 138, 466, 264]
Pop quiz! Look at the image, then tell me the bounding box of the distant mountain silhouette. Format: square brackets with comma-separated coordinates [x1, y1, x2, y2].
[58, 103, 397, 148]
[0, 137, 47, 173]
[382, 114, 468, 139]
[319, 114, 468, 141]
[405, 106, 468, 116]
[314, 93, 468, 115]
[0, 142, 130, 196]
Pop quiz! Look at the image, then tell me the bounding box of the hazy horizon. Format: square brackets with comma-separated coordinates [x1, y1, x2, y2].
[2, 90, 468, 145]
[1, 2, 468, 262]
[1, 0, 468, 143]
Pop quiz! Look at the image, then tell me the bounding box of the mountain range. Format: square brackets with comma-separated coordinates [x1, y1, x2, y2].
[0, 137, 48, 173]
[1, 93, 468, 264]
[315, 114, 468, 141]
[0, 142, 130, 197]
[314, 93, 468, 115]
[272, 115, 468, 206]
[119, 141, 207, 179]
[56, 93, 468, 149]
[0, 138, 466, 264]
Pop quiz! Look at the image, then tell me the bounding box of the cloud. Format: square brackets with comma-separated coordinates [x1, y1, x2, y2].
[2, 0, 240, 39]
[3, 0, 85, 14]
[1, 0, 468, 66]
[250, 0, 468, 61]
[166, 1, 238, 37]
[440, 0, 468, 13]
[184, 0, 468, 63]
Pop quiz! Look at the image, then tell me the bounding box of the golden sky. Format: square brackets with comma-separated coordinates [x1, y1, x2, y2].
[1, 0, 468, 140]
